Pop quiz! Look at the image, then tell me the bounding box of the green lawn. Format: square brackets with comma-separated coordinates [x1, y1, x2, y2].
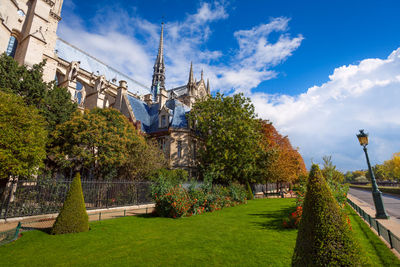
[346, 205, 400, 266]
[0, 199, 398, 266]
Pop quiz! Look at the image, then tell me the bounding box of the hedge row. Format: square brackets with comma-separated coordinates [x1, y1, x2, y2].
[349, 184, 400, 196]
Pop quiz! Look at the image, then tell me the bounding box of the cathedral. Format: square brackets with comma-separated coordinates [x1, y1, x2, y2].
[0, 0, 210, 177]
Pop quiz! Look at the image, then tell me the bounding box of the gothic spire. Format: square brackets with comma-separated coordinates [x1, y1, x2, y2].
[188, 62, 194, 85]
[151, 23, 165, 97]
[201, 69, 204, 81]
[206, 78, 210, 95]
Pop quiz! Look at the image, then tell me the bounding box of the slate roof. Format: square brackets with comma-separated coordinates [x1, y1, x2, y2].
[55, 38, 150, 96]
[127, 95, 190, 133]
[167, 81, 203, 98]
[168, 85, 188, 98]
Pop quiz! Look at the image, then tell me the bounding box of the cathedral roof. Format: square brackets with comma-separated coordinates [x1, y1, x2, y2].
[127, 95, 190, 133]
[55, 38, 150, 95]
[167, 81, 203, 98]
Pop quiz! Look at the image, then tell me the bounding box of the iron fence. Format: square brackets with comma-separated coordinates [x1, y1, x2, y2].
[0, 179, 153, 220]
[347, 198, 400, 254]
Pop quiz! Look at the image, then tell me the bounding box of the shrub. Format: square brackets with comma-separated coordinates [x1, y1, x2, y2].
[154, 185, 191, 218]
[51, 173, 89, 234]
[149, 168, 188, 185]
[283, 206, 302, 229]
[228, 182, 247, 204]
[292, 164, 364, 266]
[151, 178, 247, 218]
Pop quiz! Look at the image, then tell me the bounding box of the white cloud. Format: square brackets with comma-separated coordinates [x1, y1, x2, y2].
[58, 2, 302, 92]
[250, 48, 400, 171]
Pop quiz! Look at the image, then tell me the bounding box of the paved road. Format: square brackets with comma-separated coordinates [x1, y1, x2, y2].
[348, 188, 400, 220]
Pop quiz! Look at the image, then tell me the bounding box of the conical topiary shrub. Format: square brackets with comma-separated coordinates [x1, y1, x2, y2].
[51, 173, 89, 234]
[246, 181, 253, 200]
[292, 164, 364, 266]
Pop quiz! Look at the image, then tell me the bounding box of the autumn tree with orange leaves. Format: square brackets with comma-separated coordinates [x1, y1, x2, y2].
[258, 120, 307, 185]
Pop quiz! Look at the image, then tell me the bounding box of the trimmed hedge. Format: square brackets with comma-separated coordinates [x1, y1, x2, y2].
[292, 164, 365, 266]
[51, 173, 89, 234]
[349, 184, 400, 196]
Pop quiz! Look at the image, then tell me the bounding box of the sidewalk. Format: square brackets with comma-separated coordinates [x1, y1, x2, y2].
[0, 204, 155, 233]
[348, 194, 400, 258]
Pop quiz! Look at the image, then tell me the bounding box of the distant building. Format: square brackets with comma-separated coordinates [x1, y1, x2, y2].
[0, 0, 211, 177]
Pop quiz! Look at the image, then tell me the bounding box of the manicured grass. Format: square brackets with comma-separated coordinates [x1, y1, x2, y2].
[346, 205, 400, 266]
[1, 199, 398, 266]
[0, 199, 298, 266]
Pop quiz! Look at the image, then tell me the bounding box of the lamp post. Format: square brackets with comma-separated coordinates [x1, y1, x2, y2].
[356, 129, 389, 219]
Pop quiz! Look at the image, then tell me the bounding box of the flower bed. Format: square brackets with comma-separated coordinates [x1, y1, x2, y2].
[151, 181, 247, 218]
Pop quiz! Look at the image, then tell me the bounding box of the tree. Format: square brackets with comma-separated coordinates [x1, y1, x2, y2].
[0, 91, 47, 179]
[321, 155, 344, 183]
[51, 173, 89, 234]
[292, 164, 364, 266]
[379, 152, 400, 181]
[188, 93, 262, 184]
[0, 53, 77, 133]
[259, 120, 306, 185]
[52, 108, 165, 180]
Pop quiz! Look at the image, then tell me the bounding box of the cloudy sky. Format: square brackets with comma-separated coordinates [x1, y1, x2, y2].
[58, 0, 400, 171]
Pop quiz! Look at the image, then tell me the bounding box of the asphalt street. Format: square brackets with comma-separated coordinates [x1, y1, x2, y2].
[348, 188, 400, 220]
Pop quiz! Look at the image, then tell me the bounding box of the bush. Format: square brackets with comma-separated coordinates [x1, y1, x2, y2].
[283, 206, 302, 229]
[149, 168, 188, 185]
[228, 182, 247, 203]
[51, 173, 89, 234]
[292, 164, 364, 266]
[154, 185, 191, 218]
[151, 178, 247, 218]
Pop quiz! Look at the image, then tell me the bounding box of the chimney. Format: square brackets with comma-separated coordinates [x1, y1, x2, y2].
[115, 80, 127, 110]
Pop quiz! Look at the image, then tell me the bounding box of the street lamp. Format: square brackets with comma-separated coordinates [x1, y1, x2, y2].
[356, 129, 389, 219]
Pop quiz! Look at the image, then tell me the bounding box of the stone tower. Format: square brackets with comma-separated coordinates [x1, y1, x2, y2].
[0, 0, 64, 82]
[151, 23, 165, 102]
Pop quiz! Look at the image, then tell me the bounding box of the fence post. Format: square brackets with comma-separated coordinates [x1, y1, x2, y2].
[13, 222, 21, 240]
[388, 230, 394, 249]
[377, 221, 381, 236]
[368, 215, 372, 227]
[124, 210, 126, 217]
[99, 212, 101, 221]
[106, 183, 109, 209]
[136, 186, 139, 205]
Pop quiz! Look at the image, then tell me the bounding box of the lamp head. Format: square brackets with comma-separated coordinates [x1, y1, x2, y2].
[356, 129, 369, 147]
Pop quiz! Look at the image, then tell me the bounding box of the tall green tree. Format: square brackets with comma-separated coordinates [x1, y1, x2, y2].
[188, 93, 262, 184]
[0, 53, 77, 133]
[0, 91, 47, 179]
[52, 108, 165, 180]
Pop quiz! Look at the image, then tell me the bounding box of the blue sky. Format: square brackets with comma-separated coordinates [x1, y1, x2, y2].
[58, 0, 400, 171]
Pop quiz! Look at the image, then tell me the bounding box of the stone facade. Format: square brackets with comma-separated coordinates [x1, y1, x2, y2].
[1, 0, 210, 177]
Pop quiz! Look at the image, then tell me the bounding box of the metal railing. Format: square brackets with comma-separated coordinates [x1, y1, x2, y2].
[347, 198, 400, 254]
[0, 206, 154, 246]
[0, 179, 153, 220]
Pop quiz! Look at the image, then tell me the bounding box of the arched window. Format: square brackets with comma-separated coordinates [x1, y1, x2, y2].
[75, 81, 83, 104]
[6, 36, 18, 58]
[54, 72, 63, 85]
